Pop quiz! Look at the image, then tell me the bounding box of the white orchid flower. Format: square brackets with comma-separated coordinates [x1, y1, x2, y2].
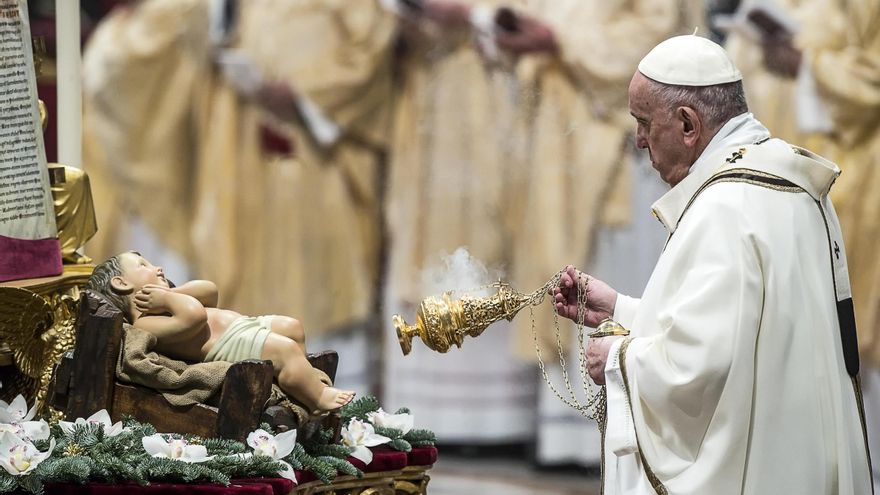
[0, 420, 49, 442]
[59, 409, 124, 437]
[246, 429, 297, 483]
[142, 434, 213, 463]
[0, 395, 37, 424]
[21, 420, 49, 442]
[366, 408, 414, 435]
[0, 424, 24, 438]
[341, 419, 391, 465]
[0, 432, 54, 475]
[0, 395, 48, 442]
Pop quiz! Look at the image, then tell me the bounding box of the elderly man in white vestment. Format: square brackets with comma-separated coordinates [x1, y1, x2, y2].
[552, 35, 872, 494]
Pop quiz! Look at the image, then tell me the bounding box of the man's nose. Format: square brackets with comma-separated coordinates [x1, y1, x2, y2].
[635, 133, 648, 149]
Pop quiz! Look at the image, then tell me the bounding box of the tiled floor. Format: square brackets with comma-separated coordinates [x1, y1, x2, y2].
[428, 455, 600, 495]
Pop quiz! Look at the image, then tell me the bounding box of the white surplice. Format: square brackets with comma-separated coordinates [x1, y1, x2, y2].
[602, 113, 872, 494]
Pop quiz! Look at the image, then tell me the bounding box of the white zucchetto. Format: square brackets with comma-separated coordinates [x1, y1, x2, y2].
[638, 35, 743, 86]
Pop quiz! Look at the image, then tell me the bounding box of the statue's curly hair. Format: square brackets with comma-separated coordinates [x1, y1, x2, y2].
[87, 254, 134, 323]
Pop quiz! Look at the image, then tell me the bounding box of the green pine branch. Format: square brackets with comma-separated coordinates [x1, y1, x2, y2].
[0, 475, 17, 493]
[403, 428, 436, 447]
[340, 396, 380, 422]
[317, 456, 362, 478]
[208, 454, 285, 479]
[136, 457, 230, 485]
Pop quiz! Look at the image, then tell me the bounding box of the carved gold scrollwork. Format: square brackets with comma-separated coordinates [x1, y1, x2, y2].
[0, 287, 53, 380]
[392, 480, 421, 494]
[393, 467, 430, 495]
[0, 266, 92, 417]
[35, 291, 81, 418]
[295, 472, 405, 494]
[359, 488, 394, 495]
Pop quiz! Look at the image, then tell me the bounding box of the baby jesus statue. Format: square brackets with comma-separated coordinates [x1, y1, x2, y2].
[87, 251, 355, 413]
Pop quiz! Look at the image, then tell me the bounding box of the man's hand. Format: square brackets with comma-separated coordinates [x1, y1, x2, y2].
[761, 34, 801, 79]
[586, 336, 622, 385]
[551, 265, 617, 327]
[421, 0, 471, 28]
[494, 13, 558, 56]
[134, 285, 171, 315]
[255, 82, 300, 122]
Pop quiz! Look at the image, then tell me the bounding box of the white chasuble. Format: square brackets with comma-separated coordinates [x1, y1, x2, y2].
[603, 114, 872, 494]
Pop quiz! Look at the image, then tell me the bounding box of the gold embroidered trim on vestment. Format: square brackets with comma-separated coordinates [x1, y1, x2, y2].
[598, 387, 607, 495]
[704, 176, 802, 194]
[853, 374, 875, 493]
[618, 337, 668, 495]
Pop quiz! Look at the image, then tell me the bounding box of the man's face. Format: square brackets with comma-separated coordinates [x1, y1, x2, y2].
[628, 72, 694, 187]
[117, 252, 169, 292]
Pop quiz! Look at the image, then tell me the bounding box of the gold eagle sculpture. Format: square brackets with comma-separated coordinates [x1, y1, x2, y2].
[0, 287, 56, 380]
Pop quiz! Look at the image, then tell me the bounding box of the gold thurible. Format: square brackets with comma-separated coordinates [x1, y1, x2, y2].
[394, 282, 533, 355]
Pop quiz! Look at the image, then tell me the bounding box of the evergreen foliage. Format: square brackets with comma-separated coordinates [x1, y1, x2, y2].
[0, 476, 17, 493]
[339, 395, 436, 453]
[137, 456, 229, 485]
[299, 427, 353, 459]
[0, 417, 364, 493]
[287, 444, 306, 471]
[403, 428, 436, 447]
[290, 449, 336, 484]
[388, 438, 412, 452]
[339, 396, 381, 422]
[0, 396, 433, 493]
[317, 456, 361, 478]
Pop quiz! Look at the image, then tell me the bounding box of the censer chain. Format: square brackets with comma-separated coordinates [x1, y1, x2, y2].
[530, 270, 606, 421]
[447, 270, 606, 423]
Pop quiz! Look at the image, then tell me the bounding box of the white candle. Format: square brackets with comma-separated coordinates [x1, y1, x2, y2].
[55, 0, 82, 168]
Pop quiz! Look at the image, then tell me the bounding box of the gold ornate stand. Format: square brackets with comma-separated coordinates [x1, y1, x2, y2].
[293, 464, 432, 494]
[295, 473, 399, 495]
[0, 264, 93, 416]
[294, 471, 400, 495]
[393, 465, 432, 494]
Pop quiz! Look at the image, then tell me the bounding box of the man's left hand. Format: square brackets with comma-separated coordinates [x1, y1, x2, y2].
[587, 336, 623, 385]
[421, 0, 471, 28]
[761, 35, 802, 78]
[255, 82, 299, 122]
[495, 13, 558, 56]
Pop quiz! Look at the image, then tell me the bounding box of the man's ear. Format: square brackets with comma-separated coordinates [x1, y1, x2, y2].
[110, 276, 133, 294]
[678, 106, 701, 147]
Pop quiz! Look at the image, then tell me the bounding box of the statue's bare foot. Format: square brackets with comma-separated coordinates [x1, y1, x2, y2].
[315, 387, 355, 412]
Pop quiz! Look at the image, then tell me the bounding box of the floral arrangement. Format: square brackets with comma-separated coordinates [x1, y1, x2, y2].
[0, 395, 434, 494]
[339, 396, 436, 455]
